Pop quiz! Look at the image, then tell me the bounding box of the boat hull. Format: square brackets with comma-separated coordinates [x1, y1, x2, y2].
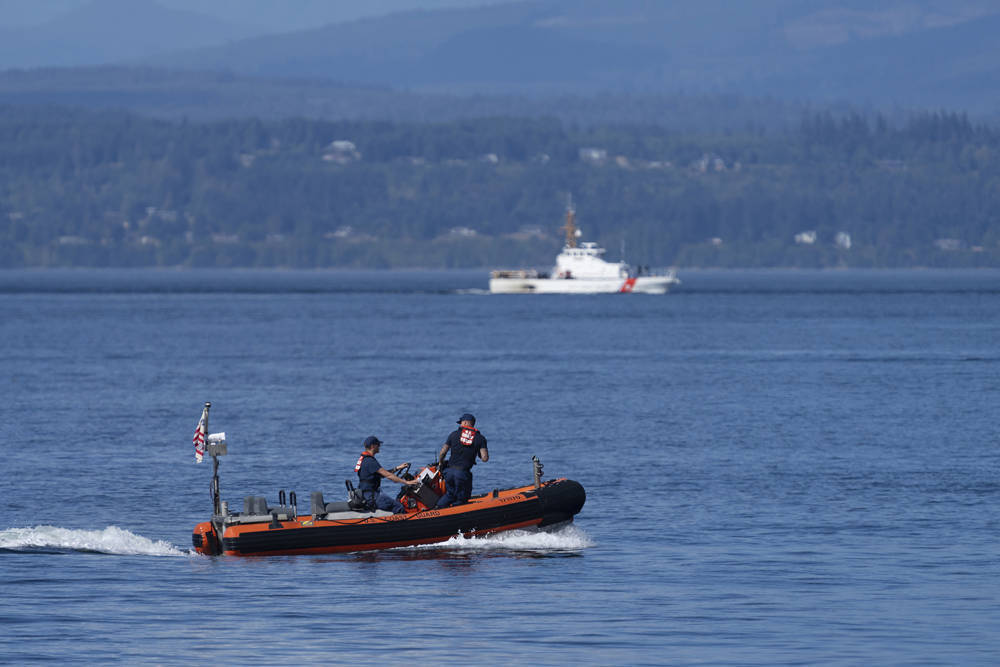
[489, 275, 677, 294]
[193, 478, 585, 557]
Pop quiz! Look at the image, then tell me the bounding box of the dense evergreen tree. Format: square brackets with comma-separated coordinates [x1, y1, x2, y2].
[0, 105, 998, 269]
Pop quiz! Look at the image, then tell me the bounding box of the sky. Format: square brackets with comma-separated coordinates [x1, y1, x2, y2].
[0, 0, 509, 31]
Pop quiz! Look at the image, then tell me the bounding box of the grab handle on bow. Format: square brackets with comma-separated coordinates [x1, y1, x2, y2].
[532, 456, 544, 489]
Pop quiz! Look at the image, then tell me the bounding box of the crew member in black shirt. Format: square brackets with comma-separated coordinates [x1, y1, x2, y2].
[435, 413, 488, 508]
[355, 435, 418, 513]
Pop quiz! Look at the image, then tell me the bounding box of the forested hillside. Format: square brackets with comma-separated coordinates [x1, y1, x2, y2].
[0, 67, 819, 131]
[1, 106, 998, 269]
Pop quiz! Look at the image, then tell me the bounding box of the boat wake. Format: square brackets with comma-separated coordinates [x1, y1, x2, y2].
[0, 525, 188, 557]
[401, 524, 594, 553]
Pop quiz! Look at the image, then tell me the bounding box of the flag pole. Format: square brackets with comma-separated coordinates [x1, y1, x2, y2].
[204, 402, 222, 516]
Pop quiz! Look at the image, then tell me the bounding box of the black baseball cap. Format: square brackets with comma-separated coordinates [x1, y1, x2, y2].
[457, 413, 476, 425]
[363, 435, 382, 448]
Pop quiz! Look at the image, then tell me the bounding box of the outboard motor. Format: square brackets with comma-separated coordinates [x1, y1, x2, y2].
[192, 521, 220, 555]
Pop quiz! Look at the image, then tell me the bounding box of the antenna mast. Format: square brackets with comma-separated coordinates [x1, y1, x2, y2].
[562, 194, 578, 248]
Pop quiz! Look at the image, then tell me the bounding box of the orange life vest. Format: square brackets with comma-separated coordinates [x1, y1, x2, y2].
[355, 451, 374, 472]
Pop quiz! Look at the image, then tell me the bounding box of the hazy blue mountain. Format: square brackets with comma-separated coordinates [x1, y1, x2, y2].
[155, 2, 543, 83]
[0, 0, 509, 31]
[159, 0, 512, 32]
[0, 0, 259, 68]
[143, 0, 1000, 111]
[1, 0, 998, 113]
[0, 0, 83, 26]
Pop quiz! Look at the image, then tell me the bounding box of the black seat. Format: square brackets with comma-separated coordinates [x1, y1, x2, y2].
[311, 490, 365, 515]
[244, 495, 268, 515]
[323, 501, 353, 513]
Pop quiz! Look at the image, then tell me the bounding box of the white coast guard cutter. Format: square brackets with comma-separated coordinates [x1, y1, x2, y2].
[489, 201, 679, 294]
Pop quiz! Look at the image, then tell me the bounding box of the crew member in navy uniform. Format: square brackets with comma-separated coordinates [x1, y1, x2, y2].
[355, 436, 418, 513]
[435, 413, 489, 508]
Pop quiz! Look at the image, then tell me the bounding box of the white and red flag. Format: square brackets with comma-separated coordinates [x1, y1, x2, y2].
[193, 406, 208, 463]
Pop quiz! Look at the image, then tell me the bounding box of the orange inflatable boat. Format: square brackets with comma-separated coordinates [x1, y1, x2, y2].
[192, 457, 585, 557]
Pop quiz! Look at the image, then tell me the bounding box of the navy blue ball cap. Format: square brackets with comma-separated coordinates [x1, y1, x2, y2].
[363, 435, 382, 448]
[457, 413, 476, 425]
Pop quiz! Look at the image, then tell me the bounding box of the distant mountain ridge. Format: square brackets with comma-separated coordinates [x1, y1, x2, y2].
[144, 0, 1000, 111]
[0, 0, 256, 68]
[1, 0, 998, 113]
[0, 0, 503, 31]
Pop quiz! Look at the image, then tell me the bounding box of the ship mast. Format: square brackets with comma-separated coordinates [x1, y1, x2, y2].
[562, 195, 578, 248]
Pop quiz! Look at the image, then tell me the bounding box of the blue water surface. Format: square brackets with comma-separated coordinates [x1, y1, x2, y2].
[1, 269, 999, 665]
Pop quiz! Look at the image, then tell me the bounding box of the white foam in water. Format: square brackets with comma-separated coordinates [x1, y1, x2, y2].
[0, 525, 187, 557]
[405, 524, 594, 552]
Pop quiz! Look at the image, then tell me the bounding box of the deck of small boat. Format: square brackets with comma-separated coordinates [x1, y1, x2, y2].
[230, 481, 547, 531]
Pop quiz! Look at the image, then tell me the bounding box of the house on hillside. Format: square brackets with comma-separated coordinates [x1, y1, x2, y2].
[794, 230, 817, 245]
[579, 147, 607, 165]
[934, 238, 962, 251]
[323, 140, 361, 164]
[693, 153, 726, 173]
